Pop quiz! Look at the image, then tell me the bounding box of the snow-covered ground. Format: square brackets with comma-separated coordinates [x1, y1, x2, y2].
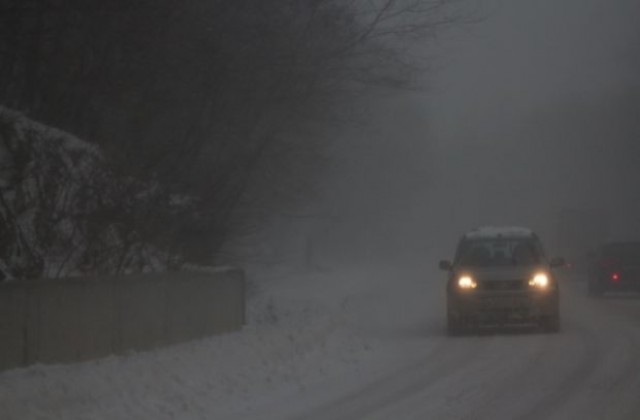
[0, 263, 437, 420]
[2, 262, 640, 420]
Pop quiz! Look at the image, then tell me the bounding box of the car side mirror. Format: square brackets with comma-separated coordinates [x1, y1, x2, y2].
[549, 257, 565, 268]
[439, 260, 452, 271]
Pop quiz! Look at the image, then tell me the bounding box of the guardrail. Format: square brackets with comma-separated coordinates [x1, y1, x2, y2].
[0, 268, 245, 371]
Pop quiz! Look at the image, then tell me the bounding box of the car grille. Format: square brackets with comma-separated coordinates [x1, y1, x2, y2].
[480, 280, 528, 291]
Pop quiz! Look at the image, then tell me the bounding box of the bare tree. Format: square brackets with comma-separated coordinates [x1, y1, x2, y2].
[0, 0, 463, 272]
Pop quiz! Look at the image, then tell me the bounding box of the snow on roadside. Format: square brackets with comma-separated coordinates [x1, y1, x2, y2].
[0, 263, 434, 420]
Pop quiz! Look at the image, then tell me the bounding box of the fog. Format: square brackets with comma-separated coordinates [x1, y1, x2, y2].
[291, 0, 640, 266]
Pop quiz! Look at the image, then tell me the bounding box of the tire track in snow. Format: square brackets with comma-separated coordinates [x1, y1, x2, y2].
[290, 319, 484, 420]
[524, 282, 640, 420]
[295, 277, 640, 420]
[445, 279, 640, 420]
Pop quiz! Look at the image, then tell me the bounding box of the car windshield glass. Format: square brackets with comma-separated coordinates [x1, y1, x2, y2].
[455, 238, 542, 267]
[602, 243, 640, 262]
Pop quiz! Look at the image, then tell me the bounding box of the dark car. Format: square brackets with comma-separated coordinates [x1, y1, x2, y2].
[588, 241, 640, 296]
[439, 226, 564, 335]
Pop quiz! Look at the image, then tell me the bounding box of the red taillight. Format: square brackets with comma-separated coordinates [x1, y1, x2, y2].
[611, 272, 620, 282]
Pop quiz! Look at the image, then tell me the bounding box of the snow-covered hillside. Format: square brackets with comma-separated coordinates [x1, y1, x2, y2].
[0, 107, 203, 280]
[0, 107, 104, 279]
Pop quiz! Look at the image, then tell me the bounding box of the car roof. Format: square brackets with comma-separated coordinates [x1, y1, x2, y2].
[462, 226, 535, 240]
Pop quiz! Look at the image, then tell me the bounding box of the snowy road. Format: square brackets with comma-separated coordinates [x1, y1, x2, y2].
[244, 265, 640, 420]
[2, 264, 640, 420]
[285, 271, 640, 420]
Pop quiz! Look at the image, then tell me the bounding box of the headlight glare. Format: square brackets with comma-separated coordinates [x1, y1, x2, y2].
[529, 272, 549, 288]
[457, 275, 477, 289]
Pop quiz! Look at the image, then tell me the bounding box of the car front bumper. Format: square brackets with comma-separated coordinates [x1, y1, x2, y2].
[447, 290, 558, 324]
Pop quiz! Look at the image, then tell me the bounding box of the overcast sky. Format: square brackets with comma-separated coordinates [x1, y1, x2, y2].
[432, 0, 639, 133]
[422, 0, 640, 252]
[287, 0, 640, 264]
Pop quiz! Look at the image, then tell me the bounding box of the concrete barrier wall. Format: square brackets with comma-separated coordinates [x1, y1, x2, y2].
[0, 268, 245, 371]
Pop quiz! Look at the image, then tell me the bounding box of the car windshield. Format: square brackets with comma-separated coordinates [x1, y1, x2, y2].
[455, 238, 542, 267]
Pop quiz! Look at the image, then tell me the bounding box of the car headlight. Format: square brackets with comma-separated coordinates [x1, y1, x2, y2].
[529, 272, 549, 288]
[457, 275, 477, 289]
